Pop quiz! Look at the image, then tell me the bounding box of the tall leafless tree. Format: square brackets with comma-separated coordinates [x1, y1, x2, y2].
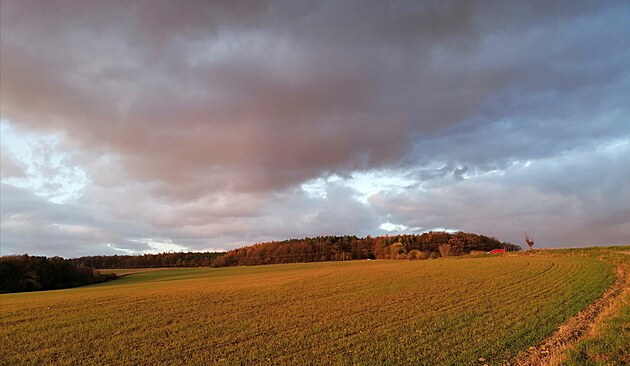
[524, 232, 535, 251]
[438, 243, 452, 257]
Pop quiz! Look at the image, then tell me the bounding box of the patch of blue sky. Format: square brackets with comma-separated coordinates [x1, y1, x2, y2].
[301, 170, 416, 204]
[1, 119, 89, 204]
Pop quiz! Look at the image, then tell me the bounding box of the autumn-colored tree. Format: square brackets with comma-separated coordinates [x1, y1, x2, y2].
[448, 237, 463, 256]
[407, 250, 420, 260]
[390, 242, 405, 256]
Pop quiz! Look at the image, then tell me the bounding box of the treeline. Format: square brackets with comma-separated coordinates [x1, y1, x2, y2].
[69, 251, 224, 269]
[0, 255, 117, 294]
[211, 232, 521, 267]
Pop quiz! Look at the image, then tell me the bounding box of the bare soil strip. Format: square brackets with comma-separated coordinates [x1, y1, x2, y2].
[513, 264, 629, 366]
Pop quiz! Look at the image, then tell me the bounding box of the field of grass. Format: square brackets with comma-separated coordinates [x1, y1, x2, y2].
[565, 298, 629, 365]
[96, 268, 179, 276]
[560, 248, 630, 365]
[0, 256, 616, 365]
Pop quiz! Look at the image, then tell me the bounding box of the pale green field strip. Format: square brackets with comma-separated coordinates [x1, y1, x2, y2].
[0, 256, 614, 366]
[97, 268, 181, 276]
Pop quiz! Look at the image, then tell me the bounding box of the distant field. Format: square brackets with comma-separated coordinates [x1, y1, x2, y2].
[96, 268, 178, 276]
[0, 256, 616, 365]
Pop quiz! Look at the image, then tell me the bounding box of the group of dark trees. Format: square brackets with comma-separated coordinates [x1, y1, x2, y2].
[211, 232, 521, 267]
[0, 255, 117, 294]
[69, 252, 224, 269]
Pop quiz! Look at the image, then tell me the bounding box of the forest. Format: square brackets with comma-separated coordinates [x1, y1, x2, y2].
[211, 232, 521, 267]
[69, 251, 224, 269]
[0, 254, 117, 294]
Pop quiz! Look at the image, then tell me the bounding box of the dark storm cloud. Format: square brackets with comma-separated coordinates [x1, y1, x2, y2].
[1, 0, 628, 254]
[3, 0, 625, 192]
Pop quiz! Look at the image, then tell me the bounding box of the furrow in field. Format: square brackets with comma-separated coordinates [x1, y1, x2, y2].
[214, 259, 576, 363]
[269, 282, 593, 362]
[1, 256, 614, 366]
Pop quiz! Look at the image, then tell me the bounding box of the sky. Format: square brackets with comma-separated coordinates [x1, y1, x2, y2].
[1, 0, 629, 257]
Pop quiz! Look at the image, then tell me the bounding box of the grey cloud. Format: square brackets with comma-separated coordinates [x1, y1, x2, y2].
[105, 182, 381, 251]
[2, 0, 627, 195]
[1, 176, 382, 256]
[1, 1, 629, 255]
[0, 150, 26, 178]
[1, 184, 118, 256]
[371, 140, 630, 247]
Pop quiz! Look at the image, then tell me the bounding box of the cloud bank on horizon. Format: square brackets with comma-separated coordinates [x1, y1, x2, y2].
[1, 0, 629, 256]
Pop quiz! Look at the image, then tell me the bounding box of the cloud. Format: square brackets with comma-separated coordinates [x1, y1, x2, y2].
[1, 1, 629, 255]
[1, 184, 120, 256]
[3, 1, 626, 193]
[370, 139, 630, 247]
[1, 150, 26, 179]
[1, 122, 89, 203]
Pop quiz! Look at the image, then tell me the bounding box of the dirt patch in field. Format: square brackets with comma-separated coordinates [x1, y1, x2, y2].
[513, 264, 629, 366]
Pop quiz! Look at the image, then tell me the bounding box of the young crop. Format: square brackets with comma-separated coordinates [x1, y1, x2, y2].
[0, 256, 615, 365]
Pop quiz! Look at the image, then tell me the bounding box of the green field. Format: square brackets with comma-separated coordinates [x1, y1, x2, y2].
[0, 256, 616, 365]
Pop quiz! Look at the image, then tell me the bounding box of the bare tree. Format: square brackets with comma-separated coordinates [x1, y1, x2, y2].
[524, 232, 535, 251]
[438, 244, 451, 258]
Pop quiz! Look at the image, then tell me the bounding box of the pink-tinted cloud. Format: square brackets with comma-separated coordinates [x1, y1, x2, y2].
[1, 1, 628, 255]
